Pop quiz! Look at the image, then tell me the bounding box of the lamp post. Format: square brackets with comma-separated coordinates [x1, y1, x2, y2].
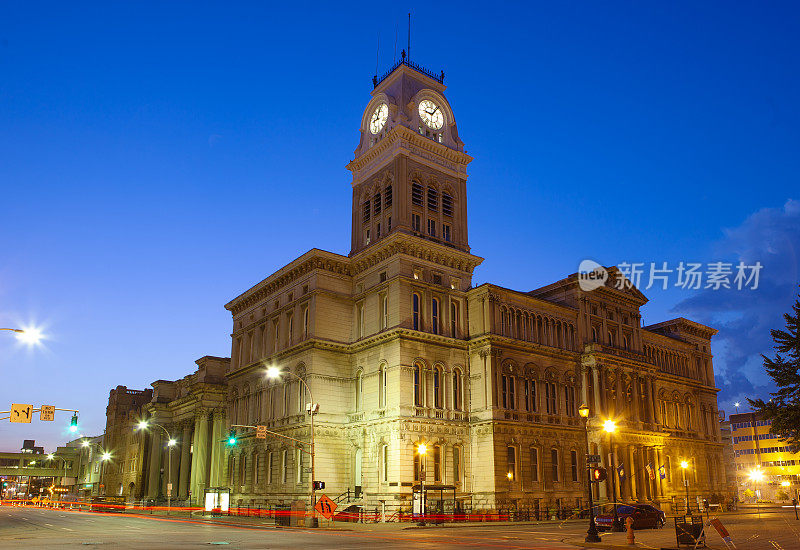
[100, 452, 111, 496]
[749, 468, 763, 519]
[267, 366, 317, 520]
[417, 443, 427, 526]
[680, 460, 691, 514]
[136, 420, 175, 512]
[603, 419, 623, 532]
[46, 454, 68, 497]
[579, 404, 601, 543]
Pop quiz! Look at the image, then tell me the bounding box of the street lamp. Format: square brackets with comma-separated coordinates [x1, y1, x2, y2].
[267, 366, 317, 522]
[603, 419, 623, 532]
[100, 452, 111, 496]
[734, 402, 740, 413]
[579, 404, 601, 543]
[136, 420, 176, 512]
[46, 453, 68, 495]
[680, 460, 691, 514]
[749, 468, 763, 519]
[2, 326, 44, 346]
[417, 443, 428, 526]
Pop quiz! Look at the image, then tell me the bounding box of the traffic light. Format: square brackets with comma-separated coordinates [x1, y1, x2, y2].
[227, 429, 237, 446]
[590, 466, 607, 483]
[69, 413, 79, 433]
[313, 481, 325, 490]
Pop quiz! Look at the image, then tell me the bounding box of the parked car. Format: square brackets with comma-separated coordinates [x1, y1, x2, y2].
[595, 504, 666, 531]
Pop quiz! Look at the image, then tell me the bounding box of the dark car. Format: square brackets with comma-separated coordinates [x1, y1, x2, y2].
[595, 504, 666, 531]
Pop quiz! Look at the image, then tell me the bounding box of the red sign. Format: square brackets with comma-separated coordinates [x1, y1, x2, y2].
[314, 494, 337, 520]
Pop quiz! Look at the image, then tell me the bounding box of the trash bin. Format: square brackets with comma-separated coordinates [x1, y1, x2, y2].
[674, 515, 705, 547]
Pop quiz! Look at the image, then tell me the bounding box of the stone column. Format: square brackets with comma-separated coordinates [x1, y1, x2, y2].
[592, 367, 602, 417]
[146, 431, 161, 499]
[209, 410, 224, 487]
[631, 376, 640, 423]
[178, 422, 192, 499]
[190, 411, 210, 505]
[628, 445, 637, 501]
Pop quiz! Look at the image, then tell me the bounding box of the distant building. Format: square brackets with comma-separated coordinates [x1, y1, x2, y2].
[730, 411, 800, 501]
[719, 419, 737, 499]
[66, 435, 104, 497]
[0, 440, 79, 498]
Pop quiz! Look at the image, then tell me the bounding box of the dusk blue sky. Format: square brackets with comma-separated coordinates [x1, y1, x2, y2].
[1, 2, 798, 450]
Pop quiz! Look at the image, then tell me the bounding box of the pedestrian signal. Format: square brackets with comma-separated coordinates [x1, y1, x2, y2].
[590, 466, 607, 482]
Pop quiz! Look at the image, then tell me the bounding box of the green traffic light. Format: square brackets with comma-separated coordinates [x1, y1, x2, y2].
[228, 428, 237, 446]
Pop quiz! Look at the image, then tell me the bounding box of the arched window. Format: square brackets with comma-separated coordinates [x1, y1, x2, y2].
[452, 369, 462, 411]
[412, 294, 421, 331]
[283, 384, 290, 416]
[450, 302, 458, 338]
[357, 303, 365, 339]
[303, 307, 309, 339]
[287, 315, 293, 346]
[382, 295, 388, 330]
[591, 327, 598, 343]
[411, 181, 423, 207]
[379, 364, 387, 408]
[433, 365, 443, 408]
[414, 362, 423, 407]
[431, 298, 440, 335]
[427, 186, 438, 211]
[355, 370, 363, 411]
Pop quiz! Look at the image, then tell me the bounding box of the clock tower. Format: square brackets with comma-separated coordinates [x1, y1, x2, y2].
[347, 55, 473, 256]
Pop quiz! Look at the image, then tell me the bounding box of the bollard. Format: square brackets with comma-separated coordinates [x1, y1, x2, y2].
[625, 515, 635, 544]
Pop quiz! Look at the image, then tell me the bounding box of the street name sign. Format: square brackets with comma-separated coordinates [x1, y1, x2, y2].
[10, 404, 32, 423]
[586, 454, 601, 463]
[40, 405, 55, 422]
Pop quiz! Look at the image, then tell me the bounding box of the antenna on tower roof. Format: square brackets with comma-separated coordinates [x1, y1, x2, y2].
[407, 12, 411, 61]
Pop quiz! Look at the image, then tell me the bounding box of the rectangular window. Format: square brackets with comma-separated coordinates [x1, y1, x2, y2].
[268, 452, 274, 484]
[373, 193, 381, 215]
[382, 294, 388, 329]
[450, 302, 458, 338]
[357, 303, 365, 339]
[254, 455, 260, 486]
[546, 382, 557, 414]
[453, 446, 461, 484]
[295, 448, 302, 484]
[362, 200, 371, 222]
[412, 182, 423, 206]
[376, 223, 381, 238]
[442, 224, 451, 242]
[387, 216, 392, 231]
[412, 294, 420, 331]
[281, 450, 288, 484]
[412, 213, 421, 232]
[564, 386, 576, 417]
[531, 448, 539, 481]
[507, 446, 517, 481]
[431, 298, 440, 335]
[427, 219, 436, 237]
[433, 445, 441, 482]
[382, 444, 389, 482]
[384, 185, 392, 207]
[570, 450, 578, 482]
[551, 449, 559, 482]
[442, 192, 453, 217]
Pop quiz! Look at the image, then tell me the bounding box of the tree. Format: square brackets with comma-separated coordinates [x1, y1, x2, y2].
[749, 291, 800, 452]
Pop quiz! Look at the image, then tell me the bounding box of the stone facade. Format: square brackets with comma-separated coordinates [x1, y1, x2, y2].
[106, 60, 727, 514]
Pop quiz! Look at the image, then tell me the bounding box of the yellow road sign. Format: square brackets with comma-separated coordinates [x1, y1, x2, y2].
[256, 425, 267, 439]
[40, 405, 55, 422]
[10, 404, 33, 423]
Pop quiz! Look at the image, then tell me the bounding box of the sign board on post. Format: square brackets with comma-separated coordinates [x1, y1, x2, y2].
[256, 425, 267, 439]
[10, 404, 33, 423]
[167, 483, 172, 497]
[314, 494, 337, 520]
[40, 405, 55, 422]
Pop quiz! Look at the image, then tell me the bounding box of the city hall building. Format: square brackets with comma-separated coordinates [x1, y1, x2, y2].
[104, 58, 727, 515]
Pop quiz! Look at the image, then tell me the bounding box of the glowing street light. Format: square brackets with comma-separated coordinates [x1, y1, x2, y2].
[603, 419, 622, 531]
[416, 443, 428, 525]
[734, 402, 740, 413]
[81, 440, 90, 448]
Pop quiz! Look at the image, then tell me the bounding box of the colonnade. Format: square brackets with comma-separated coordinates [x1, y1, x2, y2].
[143, 409, 227, 504]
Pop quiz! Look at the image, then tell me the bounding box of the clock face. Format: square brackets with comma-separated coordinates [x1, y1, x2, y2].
[369, 103, 389, 134]
[418, 99, 444, 130]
